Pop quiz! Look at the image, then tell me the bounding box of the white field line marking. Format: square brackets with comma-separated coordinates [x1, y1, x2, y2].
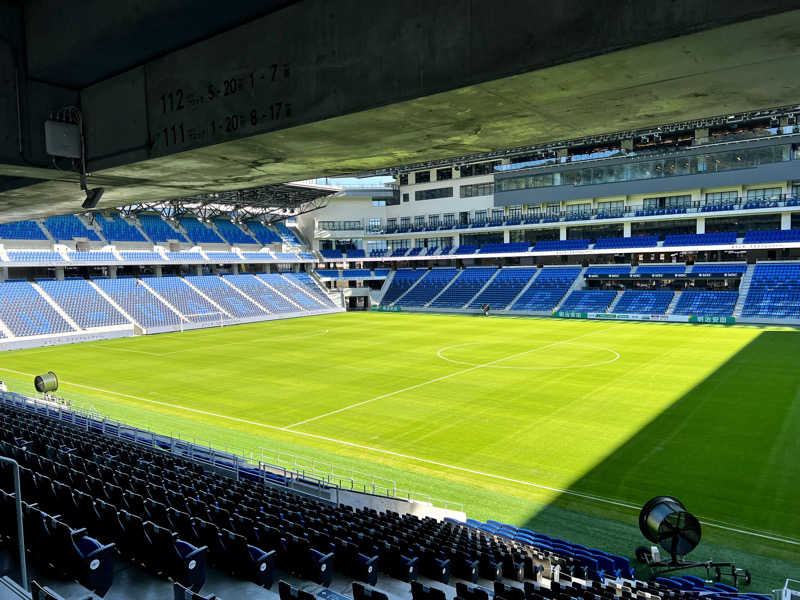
[437, 341, 621, 371]
[283, 324, 625, 429]
[0, 362, 796, 546]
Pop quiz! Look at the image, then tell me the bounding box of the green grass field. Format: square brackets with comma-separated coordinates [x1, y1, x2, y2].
[1, 313, 798, 590]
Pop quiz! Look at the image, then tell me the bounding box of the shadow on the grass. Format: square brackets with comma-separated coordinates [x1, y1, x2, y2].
[517, 330, 800, 586]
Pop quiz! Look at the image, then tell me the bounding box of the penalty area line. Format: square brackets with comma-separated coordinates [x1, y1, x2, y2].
[0, 360, 795, 546]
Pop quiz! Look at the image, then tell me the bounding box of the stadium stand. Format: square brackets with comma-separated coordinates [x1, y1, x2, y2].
[390, 248, 409, 257]
[245, 220, 282, 245]
[691, 263, 747, 274]
[342, 269, 371, 278]
[142, 276, 221, 322]
[533, 239, 589, 252]
[0, 281, 75, 336]
[396, 268, 459, 307]
[93, 277, 183, 329]
[274, 252, 299, 261]
[213, 219, 258, 245]
[0, 220, 47, 240]
[179, 218, 225, 245]
[373, 269, 390, 277]
[185, 275, 266, 318]
[382, 269, 425, 304]
[347, 249, 366, 258]
[37, 279, 129, 328]
[119, 251, 166, 262]
[315, 269, 339, 279]
[477, 242, 530, 254]
[43, 215, 101, 241]
[614, 290, 674, 314]
[672, 291, 738, 316]
[663, 232, 737, 246]
[240, 252, 273, 262]
[258, 274, 322, 310]
[321, 249, 344, 259]
[166, 252, 205, 262]
[94, 213, 147, 242]
[223, 274, 298, 313]
[137, 214, 189, 243]
[6, 250, 64, 263]
[510, 268, 581, 311]
[585, 266, 631, 275]
[285, 272, 337, 307]
[467, 267, 538, 309]
[453, 245, 479, 255]
[742, 228, 800, 243]
[559, 290, 618, 312]
[593, 236, 658, 249]
[429, 267, 497, 308]
[67, 251, 117, 262]
[205, 251, 242, 263]
[635, 265, 686, 275]
[275, 222, 301, 245]
[741, 263, 800, 319]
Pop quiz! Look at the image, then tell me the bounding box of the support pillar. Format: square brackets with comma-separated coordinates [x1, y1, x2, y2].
[55, 267, 65, 281]
[0, 267, 7, 282]
[696, 218, 705, 234]
[623, 222, 632, 237]
[781, 212, 792, 230]
[503, 229, 510, 243]
[109, 266, 117, 278]
[155, 266, 163, 277]
[559, 226, 567, 240]
[194, 265, 202, 276]
[232, 263, 239, 274]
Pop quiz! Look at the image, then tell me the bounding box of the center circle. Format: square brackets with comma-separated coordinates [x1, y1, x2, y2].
[437, 341, 620, 371]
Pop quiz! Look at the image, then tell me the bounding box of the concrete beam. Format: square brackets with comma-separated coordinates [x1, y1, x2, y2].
[3, 1, 800, 220]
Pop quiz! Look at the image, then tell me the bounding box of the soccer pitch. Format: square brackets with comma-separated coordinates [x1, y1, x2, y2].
[1, 313, 798, 589]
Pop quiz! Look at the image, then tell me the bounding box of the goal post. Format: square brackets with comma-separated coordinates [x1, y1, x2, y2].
[179, 311, 226, 332]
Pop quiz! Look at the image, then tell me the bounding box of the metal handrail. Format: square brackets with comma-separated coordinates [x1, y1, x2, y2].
[0, 457, 27, 592]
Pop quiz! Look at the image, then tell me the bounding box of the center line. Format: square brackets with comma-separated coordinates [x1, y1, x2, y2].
[282, 324, 624, 429]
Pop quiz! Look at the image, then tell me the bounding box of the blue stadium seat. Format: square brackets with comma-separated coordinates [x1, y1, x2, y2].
[429, 267, 497, 308]
[38, 279, 129, 328]
[477, 242, 530, 254]
[43, 215, 101, 241]
[137, 214, 190, 243]
[742, 263, 800, 319]
[467, 268, 538, 309]
[275, 222, 301, 245]
[382, 269, 426, 304]
[691, 263, 746, 274]
[179, 218, 225, 245]
[258, 274, 325, 310]
[142, 276, 221, 322]
[0, 281, 76, 336]
[206, 252, 242, 263]
[0, 220, 47, 240]
[636, 264, 685, 275]
[532, 240, 589, 252]
[585, 266, 631, 275]
[663, 232, 737, 246]
[67, 251, 117, 263]
[245, 221, 282, 244]
[119, 251, 166, 263]
[223, 274, 298, 313]
[95, 213, 146, 242]
[213, 219, 258, 245]
[185, 276, 266, 318]
[510, 268, 581, 311]
[7, 250, 64, 263]
[93, 278, 183, 328]
[396, 269, 459, 307]
[559, 290, 618, 312]
[672, 291, 737, 316]
[593, 236, 658, 249]
[743, 228, 800, 244]
[614, 290, 674, 314]
[284, 272, 336, 307]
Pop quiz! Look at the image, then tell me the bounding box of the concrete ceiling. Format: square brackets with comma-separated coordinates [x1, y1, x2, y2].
[2, 1, 800, 222]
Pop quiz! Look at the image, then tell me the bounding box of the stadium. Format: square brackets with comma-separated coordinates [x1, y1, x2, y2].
[0, 2, 798, 600]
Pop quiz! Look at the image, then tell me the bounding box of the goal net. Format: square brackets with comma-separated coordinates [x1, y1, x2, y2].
[180, 311, 226, 332]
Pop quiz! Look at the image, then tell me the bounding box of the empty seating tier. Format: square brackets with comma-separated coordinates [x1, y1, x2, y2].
[0, 282, 75, 337]
[137, 215, 189, 243]
[430, 267, 497, 308]
[223, 275, 298, 313]
[284, 273, 336, 307]
[396, 269, 459, 307]
[275, 222, 301, 245]
[120, 251, 165, 263]
[559, 290, 618, 312]
[741, 263, 800, 319]
[691, 263, 746, 274]
[94, 278, 183, 329]
[636, 265, 686, 275]
[142, 277, 221, 322]
[179, 218, 225, 245]
[185, 276, 266, 318]
[6, 251, 63, 263]
[510, 268, 581, 312]
[743, 228, 800, 243]
[245, 221, 282, 245]
[467, 268, 538, 309]
[533, 240, 589, 252]
[477, 242, 530, 254]
[672, 291, 738, 316]
[213, 219, 258, 245]
[38, 279, 128, 329]
[594, 236, 658, 249]
[95, 214, 147, 242]
[613, 290, 674, 314]
[43, 215, 101, 242]
[663, 232, 737, 246]
[382, 270, 425, 304]
[0, 220, 46, 240]
[67, 251, 117, 263]
[258, 274, 321, 310]
[585, 266, 631, 275]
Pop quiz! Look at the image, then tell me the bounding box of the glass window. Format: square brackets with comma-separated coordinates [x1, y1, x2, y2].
[414, 215, 425, 228]
[436, 167, 453, 181]
[400, 217, 411, 228]
[372, 199, 386, 207]
[414, 170, 430, 184]
[429, 214, 440, 228]
[566, 202, 591, 215]
[473, 210, 487, 223]
[705, 191, 738, 204]
[443, 214, 454, 226]
[596, 200, 624, 215]
[402, 193, 409, 202]
[746, 187, 782, 200]
[460, 182, 495, 197]
[367, 218, 381, 232]
[414, 187, 453, 201]
[399, 173, 408, 185]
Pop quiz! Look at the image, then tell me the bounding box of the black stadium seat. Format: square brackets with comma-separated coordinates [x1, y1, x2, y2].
[353, 582, 390, 600]
[173, 581, 218, 600]
[278, 580, 315, 600]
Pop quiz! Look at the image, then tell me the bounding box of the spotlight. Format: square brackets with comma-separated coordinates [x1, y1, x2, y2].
[81, 187, 104, 209]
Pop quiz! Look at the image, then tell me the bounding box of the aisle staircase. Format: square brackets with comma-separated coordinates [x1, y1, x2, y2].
[665, 290, 682, 315]
[733, 263, 756, 317]
[502, 269, 540, 311]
